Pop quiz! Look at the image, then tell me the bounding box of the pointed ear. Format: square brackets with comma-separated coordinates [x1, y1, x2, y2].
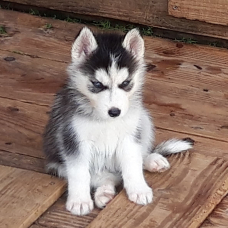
[122, 28, 144, 60]
[71, 27, 98, 62]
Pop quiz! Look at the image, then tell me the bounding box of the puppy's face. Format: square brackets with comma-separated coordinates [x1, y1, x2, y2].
[68, 27, 146, 120]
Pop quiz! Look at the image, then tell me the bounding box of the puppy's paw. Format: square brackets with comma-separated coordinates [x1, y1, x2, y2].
[94, 185, 116, 208]
[66, 196, 94, 216]
[127, 185, 153, 205]
[144, 153, 170, 173]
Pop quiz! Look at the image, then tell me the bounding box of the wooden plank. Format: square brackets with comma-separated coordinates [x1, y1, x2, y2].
[28, 128, 228, 228]
[30, 196, 100, 228]
[1, 47, 228, 155]
[0, 51, 66, 106]
[0, 165, 66, 228]
[155, 129, 228, 160]
[0, 50, 63, 160]
[158, 130, 228, 228]
[0, 150, 45, 173]
[1, 1, 228, 39]
[1, 39, 228, 143]
[168, 0, 228, 26]
[0, 96, 48, 158]
[0, 8, 86, 62]
[1, 9, 228, 142]
[200, 196, 228, 228]
[87, 152, 228, 228]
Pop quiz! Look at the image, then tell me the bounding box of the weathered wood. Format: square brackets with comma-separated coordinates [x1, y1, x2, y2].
[155, 129, 228, 160]
[1, 47, 228, 152]
[0, 165, 66, 228]
[1, 0, 228, 39]
[30, 196, 100, 228]
[0, 95, 48, 158]
[200, 196, 228, 227]
[0, 8, 89, 62]
[168, 0, 228, 26]
[87, 153, 228, 228]
[1, 9, 228, 227]
[1, 9, 228, 143]
[0, 150, 45, 173]
[28, 128, 228, 228]
[0, 51, 67, 105]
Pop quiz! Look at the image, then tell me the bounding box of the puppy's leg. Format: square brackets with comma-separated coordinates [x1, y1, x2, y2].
[119, 138, 153, 205]
[65, 148, 93, 216]
[92, 172, 121, 208]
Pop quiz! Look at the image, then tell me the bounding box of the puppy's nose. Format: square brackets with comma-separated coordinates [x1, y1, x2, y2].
[108, 108, 121, 117]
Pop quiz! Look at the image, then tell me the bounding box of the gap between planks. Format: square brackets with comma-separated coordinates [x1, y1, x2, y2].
[1, 0, 228, 39]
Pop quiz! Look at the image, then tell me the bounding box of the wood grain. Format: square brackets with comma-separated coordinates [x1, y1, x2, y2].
[1, 47, 228, 157]
[200, 196, 228, 227]
[0, 50, 66, 105]
[28, 127, 228, 228]
[0, 165, 66, 228]
[1, 9, 228, 143]
[87, 152, 228, 228]
[0, 150, 45, 173]
[0, 95, 48, 158]
[1, 0, 228, 40]
[168, 0, 228, 26]
[30, 196, 100, 228]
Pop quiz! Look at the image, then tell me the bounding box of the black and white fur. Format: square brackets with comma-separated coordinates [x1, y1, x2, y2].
[43, 27, 194, 216]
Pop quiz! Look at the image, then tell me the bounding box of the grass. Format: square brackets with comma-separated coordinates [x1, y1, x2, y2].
[12, 50, 24, 55]
[64, 16, 81, 23]
[29, 8, 40, 16]
[91, 20, 153, 36]
[208, 42, 220, 47]
[27, 7, 154, 36]
[174, 37, 197, 44]
[0, 25, 7, 34]
[44, 23, 53, 29]
[0, 4, 226, 47]
[93, 20, 133, 32]
[141, 27, 153, 36]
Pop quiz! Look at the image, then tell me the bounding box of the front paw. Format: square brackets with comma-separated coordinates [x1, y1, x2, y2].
[144, 153, 170, 172]
[127, 185, 153, 205]
[66, 195, 94, 216]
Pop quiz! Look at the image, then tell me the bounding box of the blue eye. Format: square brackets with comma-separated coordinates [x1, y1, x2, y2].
[92, 81, 103, 89]
[120, 80, 131, 88]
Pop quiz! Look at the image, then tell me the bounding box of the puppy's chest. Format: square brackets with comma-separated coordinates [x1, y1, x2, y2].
[72, 116, 138, 172]
[73, 117, 137, 152]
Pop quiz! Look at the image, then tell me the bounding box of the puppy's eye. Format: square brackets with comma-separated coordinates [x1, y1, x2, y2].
[92, 81, 104, 89]
[119, 80, 131, 89]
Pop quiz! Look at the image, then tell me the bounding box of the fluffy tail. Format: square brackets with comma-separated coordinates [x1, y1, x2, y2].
[153, 138, 194, 156]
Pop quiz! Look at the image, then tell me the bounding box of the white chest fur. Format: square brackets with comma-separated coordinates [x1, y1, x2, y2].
[72, 110, 140, 172]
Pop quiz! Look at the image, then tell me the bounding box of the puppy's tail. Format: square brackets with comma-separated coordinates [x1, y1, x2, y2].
[153, 138, 194, 156]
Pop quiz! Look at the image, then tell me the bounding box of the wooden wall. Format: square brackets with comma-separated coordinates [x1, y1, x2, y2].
[169, 0, 228, 26]
[1, 0, 228, 40]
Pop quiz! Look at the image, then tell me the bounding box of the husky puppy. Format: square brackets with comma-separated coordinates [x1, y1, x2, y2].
[43, 27, 194, 216]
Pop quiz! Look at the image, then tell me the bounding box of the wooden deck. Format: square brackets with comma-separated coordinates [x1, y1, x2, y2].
[1, 9, 228, 228]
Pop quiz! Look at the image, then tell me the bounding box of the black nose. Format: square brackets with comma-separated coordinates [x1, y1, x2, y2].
[108, 108, 121, 117]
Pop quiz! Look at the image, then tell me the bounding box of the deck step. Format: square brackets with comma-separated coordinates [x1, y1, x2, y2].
[87, 152, 228, 228]
[0, 165, 66, 228]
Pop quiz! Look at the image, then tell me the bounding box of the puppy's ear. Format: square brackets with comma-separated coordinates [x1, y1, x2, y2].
[71, 27, 97, 62]
[122, 28, 144, 60]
